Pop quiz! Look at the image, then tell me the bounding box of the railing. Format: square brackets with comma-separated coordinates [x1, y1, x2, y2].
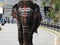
[40, 21, 60, 32]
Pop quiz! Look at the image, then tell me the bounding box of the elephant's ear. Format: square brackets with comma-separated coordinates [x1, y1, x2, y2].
[11, 4, 19, 20]
[33, 3, 42, 33]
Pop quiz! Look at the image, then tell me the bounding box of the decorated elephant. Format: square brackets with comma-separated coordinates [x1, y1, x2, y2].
[12, 0, 42, 45]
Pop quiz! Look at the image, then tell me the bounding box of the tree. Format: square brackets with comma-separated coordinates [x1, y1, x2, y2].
[42, 0, 60, 23]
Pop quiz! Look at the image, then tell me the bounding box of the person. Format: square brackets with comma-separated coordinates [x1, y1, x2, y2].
[44, 6, 52, 18]
[12, 0, 42, 45]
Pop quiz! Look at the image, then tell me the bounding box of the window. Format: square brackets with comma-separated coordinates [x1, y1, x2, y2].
[0, 6, 3, 14]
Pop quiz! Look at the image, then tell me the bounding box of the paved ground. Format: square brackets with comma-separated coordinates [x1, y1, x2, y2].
[0, 23, 56, 45]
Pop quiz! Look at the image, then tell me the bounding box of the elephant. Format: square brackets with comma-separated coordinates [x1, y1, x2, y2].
[12, 1, 42, 45]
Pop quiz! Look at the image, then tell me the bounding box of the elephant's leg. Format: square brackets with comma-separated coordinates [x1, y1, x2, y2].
[28, 33, 33, 45]
[18, 29, 23, 45]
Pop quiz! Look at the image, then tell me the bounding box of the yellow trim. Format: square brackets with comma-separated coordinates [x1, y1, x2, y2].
[39, 26, 60, 35]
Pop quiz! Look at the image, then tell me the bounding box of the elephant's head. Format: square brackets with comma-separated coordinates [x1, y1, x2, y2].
[18, 4, 34, 26]
[12, 1, 42, 33]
